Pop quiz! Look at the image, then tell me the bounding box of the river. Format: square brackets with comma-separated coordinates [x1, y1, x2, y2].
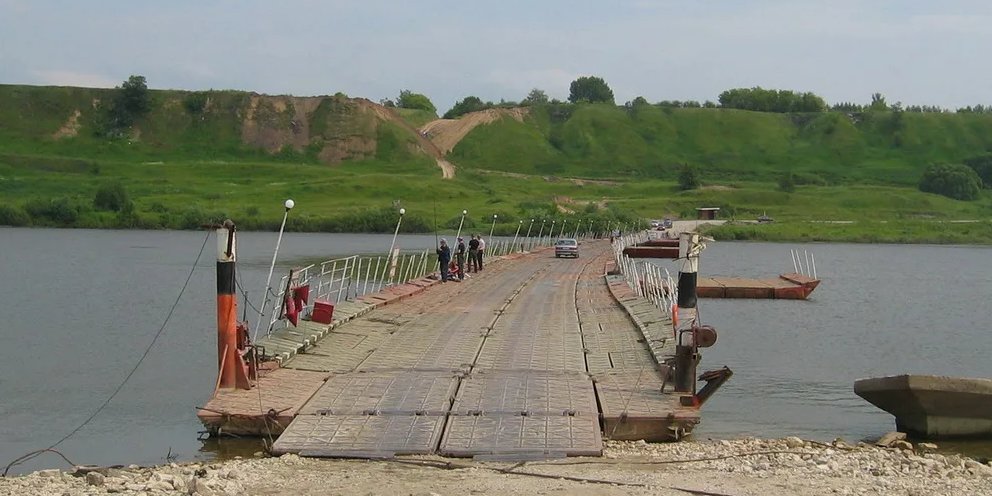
[1, 228, 989, 473]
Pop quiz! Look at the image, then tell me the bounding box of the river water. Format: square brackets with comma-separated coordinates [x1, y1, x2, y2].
[1, 228, 989, 473]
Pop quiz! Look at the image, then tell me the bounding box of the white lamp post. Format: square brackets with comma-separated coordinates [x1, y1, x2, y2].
[489, 214, 497, 240]
[510, 220, 523, 253]
[524, 218, 535, 251]
[455, 209, 467, 242]
[384, 207, 405, 282]
[253, 199, 294, 340]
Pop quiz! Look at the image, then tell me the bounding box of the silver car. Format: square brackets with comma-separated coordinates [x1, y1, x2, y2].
[554, 238, 579, 258]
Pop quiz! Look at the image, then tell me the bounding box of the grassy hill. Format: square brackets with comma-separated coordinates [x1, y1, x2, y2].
[451, 104, 992, 185]
[1, 84, 990, 243]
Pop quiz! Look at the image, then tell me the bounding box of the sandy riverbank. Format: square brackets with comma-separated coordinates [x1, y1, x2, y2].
[4, 437, 991, 496]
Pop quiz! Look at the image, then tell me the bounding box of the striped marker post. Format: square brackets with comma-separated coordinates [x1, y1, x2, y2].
[674, 231, 701, 393]
[216, 220, 252, 390]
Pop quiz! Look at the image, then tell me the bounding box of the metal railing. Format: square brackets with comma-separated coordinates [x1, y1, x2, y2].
[266, 263, 316, 331]
[483, 233, 559, 259]
[265, 249, 434, 334]
[611, 230, 677, 324]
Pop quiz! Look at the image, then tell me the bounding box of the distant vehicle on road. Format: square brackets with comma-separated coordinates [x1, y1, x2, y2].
[650, 219, 662, 228]
[662, 218, 673, 228]
[554, 238, 579, 258]
[757, 213, 774, 223]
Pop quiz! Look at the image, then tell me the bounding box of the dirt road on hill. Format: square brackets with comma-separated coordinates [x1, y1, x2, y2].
[420, 108, 528, 155]
[361, 99, 455, 179]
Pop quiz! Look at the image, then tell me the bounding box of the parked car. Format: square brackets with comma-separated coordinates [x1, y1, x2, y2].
[554, 238, 579, 258]
[662, 218, 673, 228]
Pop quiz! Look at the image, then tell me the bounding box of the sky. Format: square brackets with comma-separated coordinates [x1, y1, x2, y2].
[2, 0, 991, 112]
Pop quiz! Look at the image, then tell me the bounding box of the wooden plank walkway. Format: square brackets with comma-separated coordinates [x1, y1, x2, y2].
[199, 240, 700, 459]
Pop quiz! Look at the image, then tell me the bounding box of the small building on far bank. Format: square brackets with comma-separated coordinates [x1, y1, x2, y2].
[696, 207, 720, 220]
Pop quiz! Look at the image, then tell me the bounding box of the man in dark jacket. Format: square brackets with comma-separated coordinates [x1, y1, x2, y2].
[467, 235, 480, 273]
[455, 237, 466, 281]
[436, 238, 451, 282]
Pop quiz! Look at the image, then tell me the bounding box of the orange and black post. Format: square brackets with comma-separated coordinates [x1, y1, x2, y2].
[215, 219, 252, 389]
[674, 231, 701, 393]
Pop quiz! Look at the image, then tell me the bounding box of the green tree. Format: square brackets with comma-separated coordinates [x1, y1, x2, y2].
[963, 154, 992, 188]
[625, 96, 649, 108]
[443, 96, 489, 118]
[521, 88, 549, 106]
[104, 75, 151, 133]
[869, 92, 888, 111]
[717, 87, 826, 112]
[119, 75, 150, 115]
[568, 76, 614, 104]
[93, 182, 133, 212]
[397, 90, 437, 113]
[183, 92, 208, 114]
[678, 163, 700, 190]
[918, 163, 982, 200]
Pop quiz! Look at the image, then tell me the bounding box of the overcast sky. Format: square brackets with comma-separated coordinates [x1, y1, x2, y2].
[2, 0, 990, 112]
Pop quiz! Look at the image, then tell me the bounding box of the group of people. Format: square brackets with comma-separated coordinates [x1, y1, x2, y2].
[435, 234, 486, 282]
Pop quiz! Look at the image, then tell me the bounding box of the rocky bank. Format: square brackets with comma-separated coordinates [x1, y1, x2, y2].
[3, 437, 991, 496]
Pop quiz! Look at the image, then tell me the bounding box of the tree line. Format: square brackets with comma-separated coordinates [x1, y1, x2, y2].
[390, 75, 992, 119]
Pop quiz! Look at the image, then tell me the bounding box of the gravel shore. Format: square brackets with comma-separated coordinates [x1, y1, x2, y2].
[4, 437, 991, 496]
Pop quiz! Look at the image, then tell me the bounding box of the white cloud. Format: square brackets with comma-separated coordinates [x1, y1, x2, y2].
[31, 70, 118, 88]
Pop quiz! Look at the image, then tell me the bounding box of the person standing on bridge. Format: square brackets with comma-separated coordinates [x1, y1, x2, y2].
[476, 234, 485, 271]
[455, 237, 466, 281]
[468, 235, 480, 273]
[436, 238, 451, 282]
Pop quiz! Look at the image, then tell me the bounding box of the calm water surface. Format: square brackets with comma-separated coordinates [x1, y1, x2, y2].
[664, 240, 992, 458]
[1, 228, 989, 473]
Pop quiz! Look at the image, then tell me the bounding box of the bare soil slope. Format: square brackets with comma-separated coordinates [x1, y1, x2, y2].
[420, 107, 529, 155]
[236, 95, 452, 177]
[363, 101, 454, 178]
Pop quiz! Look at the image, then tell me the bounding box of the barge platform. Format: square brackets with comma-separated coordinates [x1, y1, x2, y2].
[197, 239, 712, 459]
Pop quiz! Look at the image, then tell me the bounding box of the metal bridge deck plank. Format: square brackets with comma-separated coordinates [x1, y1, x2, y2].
[271, 414, 446, 456]
[440, 414, 602, 458]
[451, 372, 597, 415]
[593, 368, 699, 442]
[299, 371, 459, 416]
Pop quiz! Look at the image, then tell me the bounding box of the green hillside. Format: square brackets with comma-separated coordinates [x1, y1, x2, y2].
[451, 104, 992, 185]
[1, 84, 990, 243]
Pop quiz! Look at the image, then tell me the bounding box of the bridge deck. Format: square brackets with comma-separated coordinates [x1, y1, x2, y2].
[204, 240, 697, 459]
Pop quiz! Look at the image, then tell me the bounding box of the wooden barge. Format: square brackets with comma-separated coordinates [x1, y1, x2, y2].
[697, 273, 819, 300]
[622, 239, 680, 259]
[625, 240, 821, 300]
